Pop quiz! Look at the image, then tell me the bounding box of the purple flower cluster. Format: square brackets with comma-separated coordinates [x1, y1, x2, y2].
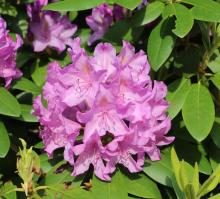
[0, 17, 23, 88]
[86, 4, 128, 46]
[33, 37, 174, 181]
[27, 0, 77, 52]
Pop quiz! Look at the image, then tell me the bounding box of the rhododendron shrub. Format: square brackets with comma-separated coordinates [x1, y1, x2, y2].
[1, 0, 220, 198]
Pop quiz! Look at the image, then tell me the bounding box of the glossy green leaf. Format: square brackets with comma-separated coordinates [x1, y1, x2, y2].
[45, 0, 142, 11]
[0, 121, 10, 158]
[19, 104, 37, 122]
[131, 1, 165, 26]
[43, 161, 73, 185]
[147, 19, 176, 71]
[12, 77, 41, 94]
[92, 170, 161, 199]
[107, 0, 142, 10]
[31, 61, 47, 87]
[182, 83, 215, 141]
[166, 78, 191, 119]
[0, 87, 21, 117]
[182, 0, 220, 22]
[125, 173, 161, 199]
[211, 72, 220, 90]
[144, 148, 173, 187]
[44, 0, 104, 11]
[171, 3, 194, 38]
[46, 184, 91, 199]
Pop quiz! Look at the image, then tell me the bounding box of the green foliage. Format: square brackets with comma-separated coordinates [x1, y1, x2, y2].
[147, 18, 176, 71]
[2, 0, 220, 198]
[0, 121, 10, 158]
[92, 170, 161, 199]
[44, 0, 142, 11]
[182, 83, 215, 141]
[0, 87, 21, 117]
[163, 3, 194, 38]
[171, 148, 220, 199]
[166, 77, 191, 119]
[131, 1, 165, 26]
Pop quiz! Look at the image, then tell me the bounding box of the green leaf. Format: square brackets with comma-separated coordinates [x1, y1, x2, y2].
[184, 184, 196, 199]
[171, 148, 181, 189]
[147, 19, 176, 71]
[182, 0, 220, 22]
[107, 0, 142, 10]
[208, 50, 220, 73]
[31, 61, 47, 87]
[92, 171, 127, 199]
[211, 72, 220, 90]
[0, 181, 16, 199]
[131, 1, 165, 26]
[192, 163, 200, 194]
[182, 83, 215, 141]
[170, 162, 195, 199]
[209, 193, 220, 199]
[43, 161, 73, 185]
[19, 104, 37, 122]
[144, 148, 173, 187]
[92, 170, 161, 199]
[0, 87, 21, 117]
[166, 78, 191, 119]
[12, 77, 41, 94]
[170, 174, 185, 199]
[170, 3, 194, 38]
[0, 121, 10, 158]
[44, 0, 104, 11]
[179, 160, 189, 190]
[46, 184, 91, 199]
[125, 173, 161, 199]
[197, 165, 220, 198]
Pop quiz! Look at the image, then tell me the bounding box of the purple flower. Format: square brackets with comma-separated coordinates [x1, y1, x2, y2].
[113, 5, 128, 21]
[0, 17, 23, 88]
[73, 133, 111, 181]
[27, 0, 77, 52]
[33, 37, 174, 181]
[86, 4, 113, 46]
[86, 4, 129, 46]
